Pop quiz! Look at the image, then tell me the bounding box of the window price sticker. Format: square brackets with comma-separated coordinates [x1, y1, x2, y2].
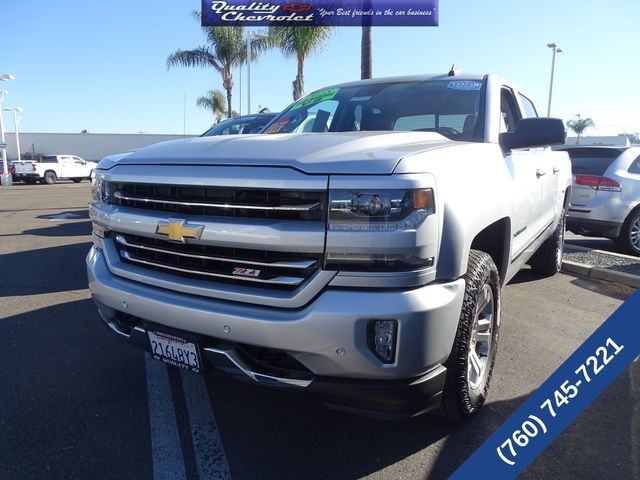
[450, 290, 640, 480]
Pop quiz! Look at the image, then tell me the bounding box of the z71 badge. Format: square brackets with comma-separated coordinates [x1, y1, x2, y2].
[232, 267, 261, 278]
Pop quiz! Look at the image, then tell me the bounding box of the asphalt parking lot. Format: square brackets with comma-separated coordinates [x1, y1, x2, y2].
[1, 183, 638, 480]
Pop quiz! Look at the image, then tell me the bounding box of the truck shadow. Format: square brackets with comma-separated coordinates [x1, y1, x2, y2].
[202, 374, 525, 479]
[204, 364, 637, 479]
[0, 242, 92, 296]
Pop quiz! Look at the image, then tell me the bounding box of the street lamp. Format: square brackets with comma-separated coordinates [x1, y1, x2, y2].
[246, 32, 269, 115]
[546, 43, 563, 117]
[4, 107, 23, 162]
[0, 73, 15, 186]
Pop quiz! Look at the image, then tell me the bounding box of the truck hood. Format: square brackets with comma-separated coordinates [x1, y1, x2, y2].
[111, 132, 454, 175]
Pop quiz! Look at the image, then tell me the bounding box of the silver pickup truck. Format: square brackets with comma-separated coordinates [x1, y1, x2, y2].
[88, 73, 571, 419]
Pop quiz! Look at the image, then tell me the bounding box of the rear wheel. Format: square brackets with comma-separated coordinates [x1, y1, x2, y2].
[616, 208, 640, 256]
[44, 171, 57, 185]
[71, 178, 82, 183]
[438, 250, 501, 421]
[530, 210, 565, 276]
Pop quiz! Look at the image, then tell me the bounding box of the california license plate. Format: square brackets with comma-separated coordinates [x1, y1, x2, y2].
[148, 330, 202, 373]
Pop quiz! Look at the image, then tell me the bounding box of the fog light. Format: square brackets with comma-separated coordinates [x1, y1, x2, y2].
[368, 320, 398, 363]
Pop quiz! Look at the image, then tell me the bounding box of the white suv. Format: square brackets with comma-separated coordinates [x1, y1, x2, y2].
[564, 146, 640, 255]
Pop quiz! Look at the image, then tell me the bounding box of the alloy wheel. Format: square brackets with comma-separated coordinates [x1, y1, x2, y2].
[467, 284, 494, 389]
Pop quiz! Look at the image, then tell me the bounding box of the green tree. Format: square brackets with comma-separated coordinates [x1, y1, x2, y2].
[167, 15, 270, 118]
[196, 89, 227, 124]
[566, 115, 595, 144]
[269, 26, 333, 101]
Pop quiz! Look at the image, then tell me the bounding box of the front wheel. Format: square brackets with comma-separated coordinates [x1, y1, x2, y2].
[530, 210, 565, 276]
[438, 250, 501, 421]
[616, 208, 640, 256]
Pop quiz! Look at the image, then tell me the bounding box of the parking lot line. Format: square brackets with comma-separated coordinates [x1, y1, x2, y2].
[181, 370, 232, 480]
[145, 353, 187, 480]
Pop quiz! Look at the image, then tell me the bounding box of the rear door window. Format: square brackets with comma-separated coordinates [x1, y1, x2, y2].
[565, 148, 622, 176]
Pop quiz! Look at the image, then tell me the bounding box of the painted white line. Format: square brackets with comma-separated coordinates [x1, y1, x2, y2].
[181, 370, 232, 480]
[631, 359, 639, 480]
[145, 353, 187, 480]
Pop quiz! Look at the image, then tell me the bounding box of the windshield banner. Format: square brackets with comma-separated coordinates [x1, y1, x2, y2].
[201, 0, 439, 27]
[450, 289, 640, 479]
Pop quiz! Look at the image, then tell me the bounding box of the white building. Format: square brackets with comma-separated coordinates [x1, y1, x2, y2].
[564, 135, 631, 147]
[2, 132, 197, 161]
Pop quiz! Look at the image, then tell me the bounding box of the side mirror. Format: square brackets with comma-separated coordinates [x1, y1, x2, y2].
[500, 118, 566, 150]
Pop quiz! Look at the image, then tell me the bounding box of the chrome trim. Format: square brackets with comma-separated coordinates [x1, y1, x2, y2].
[115, 234, 317, 269]
[204, 347, 313, 388]
[113, 191, 320, 212]
[513, 225, 527, 238]
[511, 220, 553, 263]
[120, 250, 305, 286]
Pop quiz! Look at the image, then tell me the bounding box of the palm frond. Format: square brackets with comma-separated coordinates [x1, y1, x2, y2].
[166, 46, 222, 72]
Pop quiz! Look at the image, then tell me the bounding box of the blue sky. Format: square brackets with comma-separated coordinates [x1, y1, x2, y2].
[2, 0, 639, 135]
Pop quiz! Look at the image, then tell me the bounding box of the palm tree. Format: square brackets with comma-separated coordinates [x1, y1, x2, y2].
[196, 89, 227, 124]
[360, 26, 372, 79]
[566, 115, 595, 144]
[167, 14, 270, 118]
[269, 26, 333, 101]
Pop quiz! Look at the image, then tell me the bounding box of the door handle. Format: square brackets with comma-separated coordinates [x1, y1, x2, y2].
[553, 167, 560, 174]
[536, 169, 546, 178]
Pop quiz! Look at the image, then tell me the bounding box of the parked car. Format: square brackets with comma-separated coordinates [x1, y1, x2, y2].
[201, 113, 278, 136]
[562, 146, 640, 255]
[0, 161, 15, 176]
[88, 73, 570, 419]
[15, 155, 95, 184]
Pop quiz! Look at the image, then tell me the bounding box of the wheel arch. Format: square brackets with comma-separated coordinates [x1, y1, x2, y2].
[469, 217, 511, 286]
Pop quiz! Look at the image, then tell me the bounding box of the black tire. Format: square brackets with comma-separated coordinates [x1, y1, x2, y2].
[439, 250, 501, 421]
[530, 211, 566, 276]
[616, 207, 640, 256]
[24, 178, 37, 185]
[71, 178, 82, 183]
[44, 171, 57, 185]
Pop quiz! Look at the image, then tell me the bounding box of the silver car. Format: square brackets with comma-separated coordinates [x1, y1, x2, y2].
[564, 146, 640, 254]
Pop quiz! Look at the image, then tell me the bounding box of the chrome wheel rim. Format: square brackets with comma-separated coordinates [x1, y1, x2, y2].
[468, 284, 494, 389]
[631, 216, 640, 251]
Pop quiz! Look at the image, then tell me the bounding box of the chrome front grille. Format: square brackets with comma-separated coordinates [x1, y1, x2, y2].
[114, 233, 320, 291]
[107, 183, 326, 221]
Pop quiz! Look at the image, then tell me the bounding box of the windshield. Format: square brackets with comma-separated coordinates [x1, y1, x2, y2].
[263, 79, 484, 141]
[201, 114, 276, 136]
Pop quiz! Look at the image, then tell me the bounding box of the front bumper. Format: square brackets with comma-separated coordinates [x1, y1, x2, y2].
[88, 246, 463, 415]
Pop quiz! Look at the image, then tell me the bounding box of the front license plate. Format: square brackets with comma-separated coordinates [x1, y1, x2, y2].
[148, 330, 202, 373]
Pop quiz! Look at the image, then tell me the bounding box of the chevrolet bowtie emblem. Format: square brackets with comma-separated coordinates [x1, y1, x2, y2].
[156, 219, 204, 242]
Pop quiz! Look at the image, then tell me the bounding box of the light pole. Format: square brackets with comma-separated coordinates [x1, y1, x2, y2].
[4, 107, 23, 162]
[0, 74, 14, 186]
[246, 32, 269, 115]
[546, 43, 563, 117]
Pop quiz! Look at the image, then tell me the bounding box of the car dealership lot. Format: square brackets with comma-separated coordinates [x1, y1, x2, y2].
[0, 183, 637, 480]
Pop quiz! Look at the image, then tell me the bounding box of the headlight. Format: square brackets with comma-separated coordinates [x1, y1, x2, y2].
[91, 171, 107, 208]
[328, 188, 434, 231]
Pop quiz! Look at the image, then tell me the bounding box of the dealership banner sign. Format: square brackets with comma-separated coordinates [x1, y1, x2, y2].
[201, 0, 439, 27]
[450, 289, 640, 479]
